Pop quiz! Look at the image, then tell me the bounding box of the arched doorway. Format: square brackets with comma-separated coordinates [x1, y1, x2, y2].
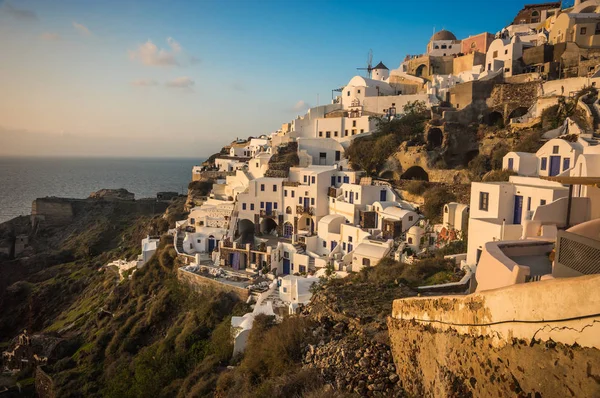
[401, 166, 429, 181]
[485, 111, 504, 127]
[282, 222, 293, 239]
[415, 64, 427, 77]
[238, 219, 255, 244]
[427, 128, 443, 148]
[285, 206, 292, 214]
[208, 235, 216, 252]
[508, 106, 529, 121]
[260, 218, 278, 235]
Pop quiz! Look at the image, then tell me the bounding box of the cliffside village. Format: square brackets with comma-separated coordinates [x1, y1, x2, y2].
[160, 1, 600, 355]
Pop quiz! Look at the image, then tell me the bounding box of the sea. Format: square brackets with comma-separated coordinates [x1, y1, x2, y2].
[0, 157, 203, 223]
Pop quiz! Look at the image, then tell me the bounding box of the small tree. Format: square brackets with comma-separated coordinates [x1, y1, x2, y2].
[422, 186, 456, 223]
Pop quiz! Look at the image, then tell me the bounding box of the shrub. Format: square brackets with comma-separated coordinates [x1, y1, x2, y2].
[491, 144, 509, 170]
[405, 180, 429, 196]
[467, 154, 491, 181]
[422, 187, 456, 223]
[482, 169, 517, 182]
[513, 130, 544, 153]
[188, 180, 213, 195]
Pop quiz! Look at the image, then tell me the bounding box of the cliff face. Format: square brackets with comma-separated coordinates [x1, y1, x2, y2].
[387, 319, 600, 398]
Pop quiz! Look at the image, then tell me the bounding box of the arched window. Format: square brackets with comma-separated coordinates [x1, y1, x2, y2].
[434, 45, 440, 49]
[362, 258, 371, 267]
[441, 44, 447, 49]
[286, 206, 292, 214]
[444, 206, 449, 213]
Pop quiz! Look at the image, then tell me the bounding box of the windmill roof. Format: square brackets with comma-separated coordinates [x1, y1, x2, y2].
[373, 61, 388, 70]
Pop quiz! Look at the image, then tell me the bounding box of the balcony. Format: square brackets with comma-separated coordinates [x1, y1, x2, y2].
[260, 209, 278, 218]
[296, 206, 314, 215]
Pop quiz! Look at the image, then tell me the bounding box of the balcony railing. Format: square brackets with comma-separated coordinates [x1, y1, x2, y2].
[260, 209, 278, 218]
[296, 206, 314, 215]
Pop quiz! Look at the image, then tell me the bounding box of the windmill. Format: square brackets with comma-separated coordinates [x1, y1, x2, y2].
[357, 49, 373, 78]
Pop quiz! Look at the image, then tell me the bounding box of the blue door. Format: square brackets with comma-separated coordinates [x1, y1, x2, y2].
[380, 190, 387, 202]
[331, 241, 337, 251]
[343, 176, 349, 183]
[266, 202, 272, 214]
[513, 195, 523, 224]
[563, 158, 570, 171]
[208, 236, 215, 252]
[508, 158, 514, 171]
[331, 176, 336, 186]
[349, 192, 354, 204]
[304, 197, 310, 209]
[549, 156, 561, 176]
[283, 258, 290, 275]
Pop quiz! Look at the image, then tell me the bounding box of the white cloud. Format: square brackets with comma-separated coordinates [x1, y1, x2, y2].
[129, 37, 182, 67]
[166, 76, 194, 89]
[1, 2, 38, 21]
[291, 100, 310, 111]
[72, 21, 91, 36]
[131, 78, 158, 87]
[40, 32, 60, 41]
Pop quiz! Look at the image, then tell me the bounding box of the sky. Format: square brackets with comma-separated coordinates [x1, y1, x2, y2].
[0, 0, 569, 158]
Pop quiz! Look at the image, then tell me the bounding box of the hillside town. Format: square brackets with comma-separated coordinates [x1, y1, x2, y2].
[1, 1, 600, 397]
[167, 0, 600, 361]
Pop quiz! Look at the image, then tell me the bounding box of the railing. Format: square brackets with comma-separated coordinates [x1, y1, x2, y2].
[296, 206, 314, 215]
[555, 230, 600, 277]
[260, 209, 278, 217]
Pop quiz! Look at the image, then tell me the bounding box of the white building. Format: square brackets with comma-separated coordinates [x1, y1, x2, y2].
[485, 36, 533, 77]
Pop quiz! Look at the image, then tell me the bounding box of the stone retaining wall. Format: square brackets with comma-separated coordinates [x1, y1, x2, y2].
[177, 268, 249, 301]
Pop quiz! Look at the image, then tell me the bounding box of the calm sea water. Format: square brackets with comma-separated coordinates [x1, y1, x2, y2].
[0, 157, 202, 223]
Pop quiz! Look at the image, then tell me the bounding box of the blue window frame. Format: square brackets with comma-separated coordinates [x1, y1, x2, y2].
[260, 202, 264, 208]
[541, 158, 547, 171]
[337, 176, 341, 183]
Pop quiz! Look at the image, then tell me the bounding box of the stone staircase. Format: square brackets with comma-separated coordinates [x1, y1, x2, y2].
[293, 243, 305, 254]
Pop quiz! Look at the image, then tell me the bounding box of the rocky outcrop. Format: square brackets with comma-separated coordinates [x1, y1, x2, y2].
[88, 188, 135, 201]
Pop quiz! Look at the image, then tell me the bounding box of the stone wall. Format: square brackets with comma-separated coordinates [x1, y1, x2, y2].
[387, 274, 600, 397]
[192, 170, 235, 182]
[177, 268, 249, 301]
[486, 81, 540, 122]
[31, 199, 75, 226]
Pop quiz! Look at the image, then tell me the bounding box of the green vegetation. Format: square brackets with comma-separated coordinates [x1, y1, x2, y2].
[346, 101, 429, 175]
[467, 154, 491, 181]
[483, 169, 517, 182]
[405, 180, 429, 196]
[422, 186, 456, 223]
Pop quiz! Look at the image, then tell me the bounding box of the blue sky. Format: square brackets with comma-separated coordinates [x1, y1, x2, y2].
[0, 0, 567, 157]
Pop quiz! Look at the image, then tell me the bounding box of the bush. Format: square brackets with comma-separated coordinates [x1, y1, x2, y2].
[422, 187, 456, 223]
[467, 154, 491, 181]
[188, 180, 213, 195]
[491, 144, 509, 170]
[513, 130, 544, 153]
[405, 180, 429, 196]
[482, 169, 517, 182]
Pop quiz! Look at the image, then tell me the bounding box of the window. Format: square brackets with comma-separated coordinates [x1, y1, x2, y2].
[504, 49, 508, 55]
[306, 218, 310, 226]
[360, 129, 364, 134]
[441, 44, 447, 49]
[311, 198, 315, 205]
[552, 145, 559, 154]
[541, 158, 547, 170]
[362, 258, 371, 267]
[273, 185, 277, 192]
[250, 204, 254, 210]
[326, 131, 331, 138]
[260, 184, 265, 191]
[504, 68, 510, 73]
[318, 131, 323, 137]
[311, 176, 315, 183]
[345, 129, 349, 136]
[352, 120, 356, 127]
[299, 197, 302, 204]
[343, 242, 346, 250]
[493, 50, 498, 58]
[334, 131, 338, 137]
[357, 89, 361, 94]
[563, 158, 570, 171]
[323, 241, 326, 248]
[581, 27, 587, 35]
[283, 287, 287, 293]
[284, 189, 288, 197]
[347, 91, 350, 96]
[286, 206, 292, 214]
[355, 192, 358, 200]
[348, 236, 353, 242]
[479, 192, 489, 211]
[274, 202, 278, 209]
[291, 191, 295, 198]
[197, 239, 201, 243]
[527, 197, 531, 211]
[540, 199, 547, 206]
[434, 45, 439, 49]
[303, 175, 307, 183]
[300, 265, 306, 273]
[335, 151, 341, 161]
[242, 203, 247, 210]
[256, 162, 259, 167]
[337, 176, 341, 183]
[408, 237, 413, 244]
[596, 23, 600, 34]
[260, 202, 264, 208]
[190, 218, 196, 224]
[352, 129, 357, 135]
[409, 216, 413, 221]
